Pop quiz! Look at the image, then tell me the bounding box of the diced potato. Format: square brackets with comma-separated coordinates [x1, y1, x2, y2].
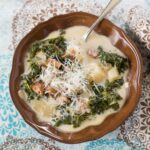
[100, 63, 112, 72]
[43, 106, 55, 117]
[30, 100, 55, 117]
[88, 63, 106, 83]
[36, 51, 46, 65]
[18, 90, 27, 100]
[31, 100, 46, 114]
[107, 67, 120, 82]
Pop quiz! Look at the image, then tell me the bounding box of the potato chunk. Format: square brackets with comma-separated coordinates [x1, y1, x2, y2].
[30, 100, 55, 117]
[36, 51, 46, 65]
[107, 67, 120, 82]
[88, 63, 106, 83]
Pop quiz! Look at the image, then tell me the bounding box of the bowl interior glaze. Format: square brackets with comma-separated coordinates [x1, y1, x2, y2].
[10, 12, 142, 144]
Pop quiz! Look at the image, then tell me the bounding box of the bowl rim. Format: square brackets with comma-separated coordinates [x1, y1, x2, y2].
[9, 11, 143, 144]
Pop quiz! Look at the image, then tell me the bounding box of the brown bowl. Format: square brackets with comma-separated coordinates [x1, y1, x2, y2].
[10, 12, 142, 143]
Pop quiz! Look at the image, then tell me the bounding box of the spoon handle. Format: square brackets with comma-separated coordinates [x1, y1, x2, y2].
[82, 0, 121, 41]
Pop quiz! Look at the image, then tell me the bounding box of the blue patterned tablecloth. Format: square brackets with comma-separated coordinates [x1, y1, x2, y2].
[0, 0, 150, 149]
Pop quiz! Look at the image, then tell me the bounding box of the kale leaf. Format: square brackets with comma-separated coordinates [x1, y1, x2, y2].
[88, 78, 123, 114]
[89, 91, 121, 114]
[54, 105, 90, 128]
[30, 36, 67, 59]
[55, 115, 72, 127]
[54, 113, 89, 128]
[105, 78, 124, 92]
[98, 47, 129, 73]
[21, 62, 41, 100]
[42, 44, 64, 60]
[21, 79, 38, 101]
[24, 62, 41, 84]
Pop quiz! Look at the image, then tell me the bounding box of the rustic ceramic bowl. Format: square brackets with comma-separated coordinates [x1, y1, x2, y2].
[10, 12, 142, 143]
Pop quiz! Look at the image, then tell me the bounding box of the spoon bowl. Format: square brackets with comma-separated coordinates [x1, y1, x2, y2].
[82, 0, 121, 41]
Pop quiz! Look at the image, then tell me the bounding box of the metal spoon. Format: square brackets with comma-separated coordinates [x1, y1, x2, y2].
[82, 0, 121, 42]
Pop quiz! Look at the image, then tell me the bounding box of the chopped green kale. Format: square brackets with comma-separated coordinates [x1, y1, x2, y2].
[53, 105, 90, 128]
[21, 36, 67, 100]
[54, 113, 90, 128]
[91, 82, 104, 96]
[89, 92, 121, 114]
[23, 62, 41, 84]
[88, 78, 123, 114]
[30, 41, 40, 58]
[72, 113, 89, 127]
[21, 62, 41, 100]
[21, 79, 38, 101]
[42, 43, 64, 59]
[98, 47, 129, 73]
[55, 115, 72, 127]
[30, 36, 67, 59]
[105, 78, 124, 92]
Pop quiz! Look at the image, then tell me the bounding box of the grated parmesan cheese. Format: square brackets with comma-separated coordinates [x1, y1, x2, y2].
[40, 59, 90, 97]
[54, 62, 86, 94]
[37, 57, 93, 114]
[39, 63, 59, 87]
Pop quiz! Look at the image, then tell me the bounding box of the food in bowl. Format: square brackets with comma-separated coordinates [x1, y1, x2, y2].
[18, 26, 129, 132]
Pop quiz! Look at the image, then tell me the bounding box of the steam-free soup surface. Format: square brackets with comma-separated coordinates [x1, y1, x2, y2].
[19, 26, 129, 132]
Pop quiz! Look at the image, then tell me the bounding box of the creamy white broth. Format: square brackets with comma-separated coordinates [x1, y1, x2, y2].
[19, 26, 129, 132]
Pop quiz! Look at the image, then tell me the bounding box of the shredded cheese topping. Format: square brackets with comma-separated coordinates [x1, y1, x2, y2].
[39, 64, 58, 87]
[39, 59, 90, 99]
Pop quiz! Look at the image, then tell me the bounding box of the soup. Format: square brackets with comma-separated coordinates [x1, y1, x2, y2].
[18, 26, 129, 132]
